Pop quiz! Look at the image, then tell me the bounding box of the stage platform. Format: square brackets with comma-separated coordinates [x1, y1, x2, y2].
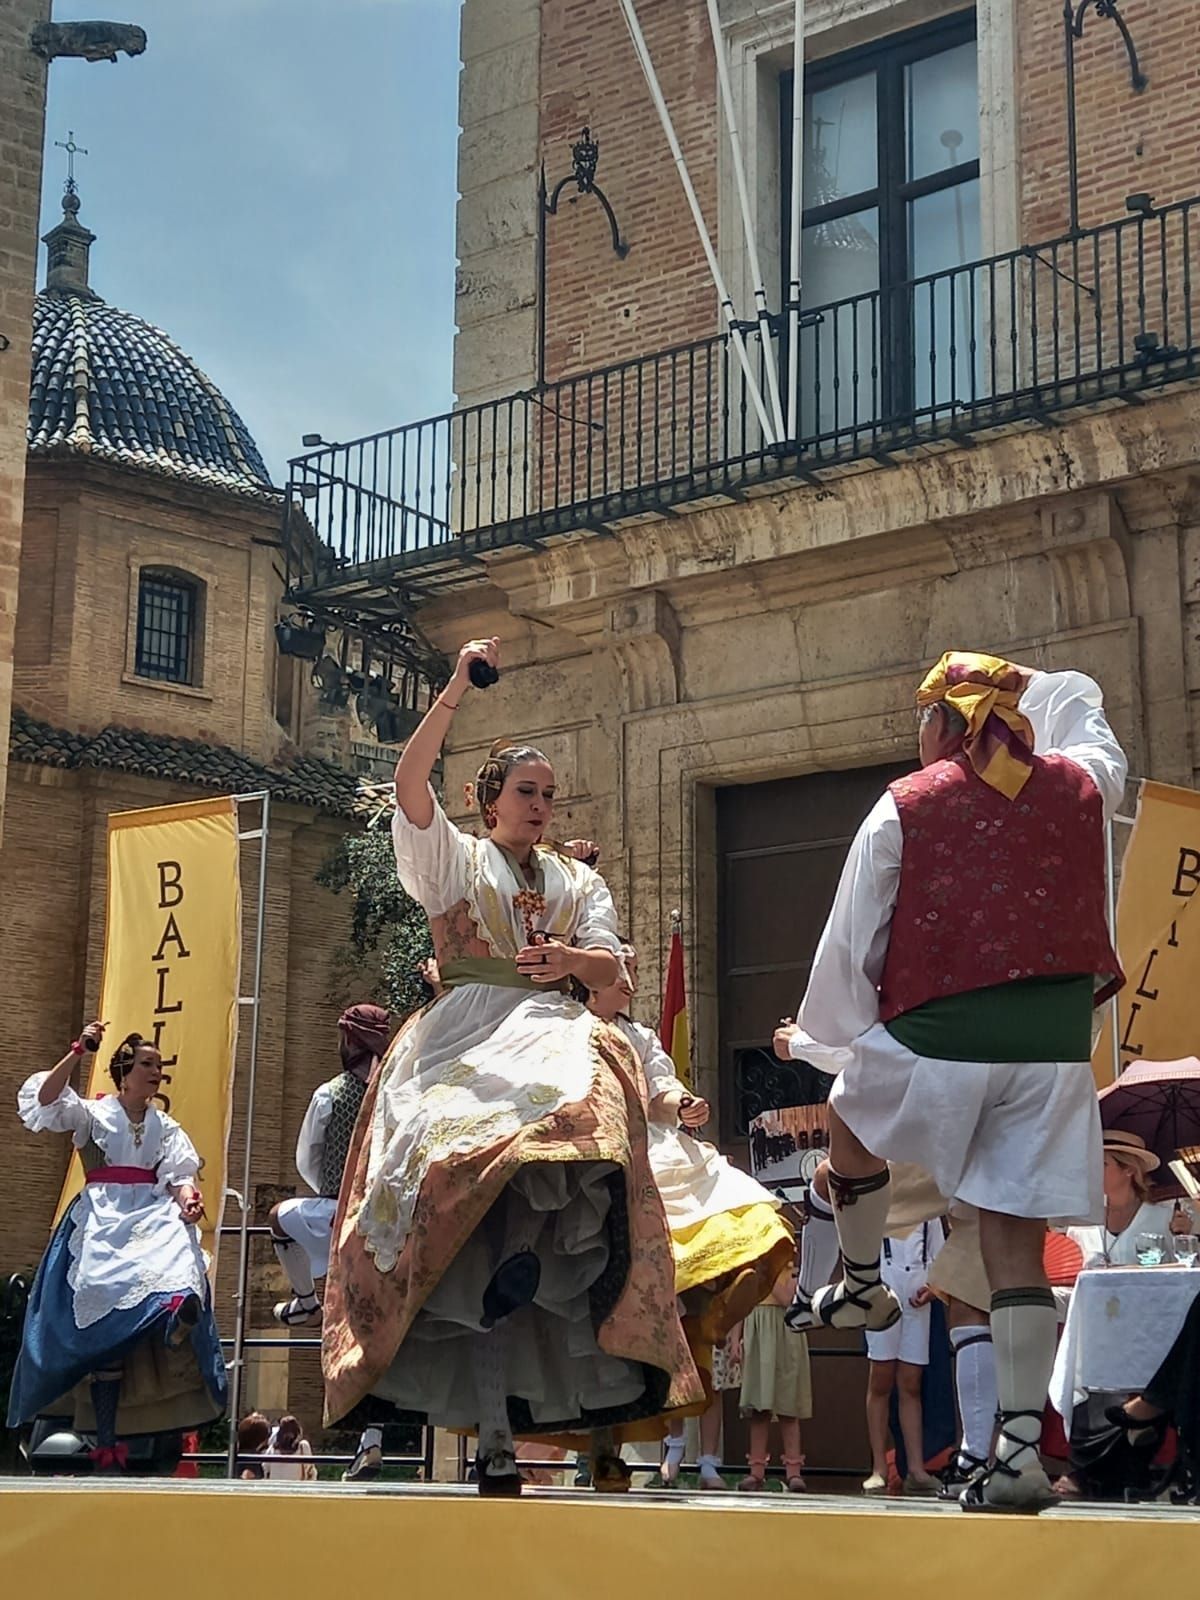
[2, 1481, 1199, 1598]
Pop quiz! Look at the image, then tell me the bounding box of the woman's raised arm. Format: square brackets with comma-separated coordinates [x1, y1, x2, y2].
[394, 638, 499, 827]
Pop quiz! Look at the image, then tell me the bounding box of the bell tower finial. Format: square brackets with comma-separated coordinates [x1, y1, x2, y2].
[42, 131, 97, 297]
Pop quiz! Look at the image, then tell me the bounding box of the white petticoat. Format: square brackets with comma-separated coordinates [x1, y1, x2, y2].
[824, 1023, 1103, 1224]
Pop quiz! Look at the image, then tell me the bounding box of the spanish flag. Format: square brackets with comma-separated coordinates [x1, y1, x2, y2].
[660, 919, 691, 1087]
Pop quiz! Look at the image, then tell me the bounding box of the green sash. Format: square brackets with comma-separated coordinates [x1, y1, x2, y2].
[438, 957, 571, 996]
[885, 974, 1094, 1062]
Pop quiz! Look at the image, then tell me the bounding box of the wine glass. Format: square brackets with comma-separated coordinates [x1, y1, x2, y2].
[1135, 1232, 1166, 1266]
[1173, 1233, 1199, 1268]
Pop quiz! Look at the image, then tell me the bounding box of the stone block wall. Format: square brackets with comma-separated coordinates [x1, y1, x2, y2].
[0, 3, 51, 843]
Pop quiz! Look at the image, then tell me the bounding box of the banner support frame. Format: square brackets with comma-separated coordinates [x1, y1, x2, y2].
[222, 789, 272, 1478]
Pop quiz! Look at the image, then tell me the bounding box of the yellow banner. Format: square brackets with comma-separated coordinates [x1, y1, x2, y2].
[57, 796, 242, 1261]
[1094, 779, 1200, 1086]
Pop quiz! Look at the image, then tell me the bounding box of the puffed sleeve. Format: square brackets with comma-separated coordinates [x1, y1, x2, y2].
[571, 867, 622, 954]
[1019, 669, 1128, 823]
[17, 1073, 92, 1142]
[629, 1020, 688, 1101]
[156, 1115, 202, 1189]
[797, 790, 902, 1054]
[391, 786, 473, 916]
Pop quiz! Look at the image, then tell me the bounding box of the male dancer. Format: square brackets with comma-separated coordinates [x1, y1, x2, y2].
[776, 654, 1125, 1511]
[270, 1001, 394, 1481]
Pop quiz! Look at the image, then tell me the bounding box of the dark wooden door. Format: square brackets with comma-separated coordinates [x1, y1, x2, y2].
[717, 761, 912, 1138]
[715, 760, 913, 1487]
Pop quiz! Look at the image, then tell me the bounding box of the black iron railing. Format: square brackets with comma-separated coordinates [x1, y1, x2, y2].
[284, 196, 1200, 605]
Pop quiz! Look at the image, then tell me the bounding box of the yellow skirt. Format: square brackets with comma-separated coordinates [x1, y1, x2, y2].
[673, 1202, 795, 1342]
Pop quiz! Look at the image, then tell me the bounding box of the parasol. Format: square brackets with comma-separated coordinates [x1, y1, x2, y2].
[1098, 1057, 1200, 1198]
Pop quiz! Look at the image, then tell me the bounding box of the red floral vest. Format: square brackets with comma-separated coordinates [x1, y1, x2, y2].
[877, 753, 1123, 1022]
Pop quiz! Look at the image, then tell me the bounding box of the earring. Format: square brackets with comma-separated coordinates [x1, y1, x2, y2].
[484, 806, 498, 830]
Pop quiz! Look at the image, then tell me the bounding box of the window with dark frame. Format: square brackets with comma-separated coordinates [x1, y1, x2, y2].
[781, 9, 980, 442]
[135, 570, 198, 685]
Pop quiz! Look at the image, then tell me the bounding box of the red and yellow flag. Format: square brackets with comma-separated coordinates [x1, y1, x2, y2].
[659, 921, 691, 1087]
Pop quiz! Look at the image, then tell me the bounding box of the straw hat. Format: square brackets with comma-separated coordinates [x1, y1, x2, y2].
[1103, 1128, 1160, 1175]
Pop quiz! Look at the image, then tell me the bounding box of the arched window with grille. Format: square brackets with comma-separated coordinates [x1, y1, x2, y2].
[134, 568, 203, 685]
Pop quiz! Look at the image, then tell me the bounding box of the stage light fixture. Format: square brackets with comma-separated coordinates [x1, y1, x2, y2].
[275, 616, 327, 661]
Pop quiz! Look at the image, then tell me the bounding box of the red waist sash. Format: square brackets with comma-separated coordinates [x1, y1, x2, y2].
[85, 1166, 158, 1185]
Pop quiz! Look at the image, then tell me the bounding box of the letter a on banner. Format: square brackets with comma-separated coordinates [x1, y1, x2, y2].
[1094, 779, 1200, 1086]
[56, 796, 242, 1264]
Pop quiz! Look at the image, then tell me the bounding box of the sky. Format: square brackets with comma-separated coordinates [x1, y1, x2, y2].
[38, 0, 463, 485]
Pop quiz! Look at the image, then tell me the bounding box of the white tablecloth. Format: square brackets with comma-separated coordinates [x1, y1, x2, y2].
[1049, 1266, 1200, 1418]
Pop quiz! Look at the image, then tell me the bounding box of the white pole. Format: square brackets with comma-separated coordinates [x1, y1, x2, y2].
[224, 790, 271, 1477]
[617, 0, 777, 444]
[1106, 811, 1123, 1082]
[705, 0, 786, 442]
[786, 0, 806, 442]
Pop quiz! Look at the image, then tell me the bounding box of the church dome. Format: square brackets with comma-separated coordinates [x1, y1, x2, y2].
[27, 187, 275, 500]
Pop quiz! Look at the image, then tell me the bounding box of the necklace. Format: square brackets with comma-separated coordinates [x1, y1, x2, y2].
[121, 1101, 148, 1149]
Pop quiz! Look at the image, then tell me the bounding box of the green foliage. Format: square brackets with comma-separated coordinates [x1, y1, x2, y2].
[316, 824, 434, 1017]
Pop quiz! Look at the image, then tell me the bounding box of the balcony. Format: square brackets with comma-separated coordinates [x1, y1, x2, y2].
[283, 196, 1200, 618]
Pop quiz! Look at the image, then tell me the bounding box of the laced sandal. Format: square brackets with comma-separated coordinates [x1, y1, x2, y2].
[783, 1289, 814, 1334]
[697, 1456, 725, 1491]
[937, 1451, 987, 1500]
[784, 1460, 807, 1494]
[738, 1461, 769, 1493]
[862, 1473, 888, 1496]
[272, 1296, 322, 1328]
[475, 1447, 522, 1498]
[812, 1257, 901, 1332]
[343, 1443, 383, 1482]
[959, 1412, 1056, 1514]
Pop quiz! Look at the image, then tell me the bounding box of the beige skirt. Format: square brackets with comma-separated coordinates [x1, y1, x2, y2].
[738, 1304, 812, 1420]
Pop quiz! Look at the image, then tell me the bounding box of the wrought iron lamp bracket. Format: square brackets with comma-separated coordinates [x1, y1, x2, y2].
[1068, 0, 1148, 93]
[1063, 0, 1149, 237]
[541, 127, 631, 261]
[537, 128, 630, 388]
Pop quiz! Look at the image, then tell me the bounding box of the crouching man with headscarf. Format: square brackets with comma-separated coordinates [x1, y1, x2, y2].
[777, 654, 1126, 1511]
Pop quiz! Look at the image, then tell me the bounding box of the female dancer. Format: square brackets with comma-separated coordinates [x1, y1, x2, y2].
[322, 638, 703, 1495]
[8, 1022, 226, 1469]
[584, 946, 794, 1485]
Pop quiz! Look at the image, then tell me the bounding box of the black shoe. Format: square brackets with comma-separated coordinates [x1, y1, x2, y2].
[475, 1448, 522, 1497]
[1103, 1404, 1168, 1451]
[481, 1249, 541, 1330]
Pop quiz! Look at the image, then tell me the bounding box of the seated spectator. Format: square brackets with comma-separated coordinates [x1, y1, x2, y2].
[1067, 1131, 1186, 1266]
[237, 1411, 271, 1480]
[263, 1413, 317, 1481]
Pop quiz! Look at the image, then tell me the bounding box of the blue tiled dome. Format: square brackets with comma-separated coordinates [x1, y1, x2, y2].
[28, 278, 275, 500]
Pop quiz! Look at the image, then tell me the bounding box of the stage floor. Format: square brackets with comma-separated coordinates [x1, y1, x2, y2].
[2, 1480, 1198, 1597]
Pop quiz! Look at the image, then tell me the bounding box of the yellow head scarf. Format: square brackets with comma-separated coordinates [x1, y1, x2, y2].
[916, 651, 1035, 801]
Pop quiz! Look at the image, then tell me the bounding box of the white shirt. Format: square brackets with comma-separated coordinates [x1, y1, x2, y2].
[295, 1081, 336, 1195]
[1068, 1199, 1176, 1268]
[792, 669, 1128, 1056]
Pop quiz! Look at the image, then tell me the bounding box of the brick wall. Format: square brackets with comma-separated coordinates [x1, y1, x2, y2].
[533, 0, 1198, 391]
[16, 462, 284, 758]
[0, 4, 51, 843]
[539, 0, 718, 382]
[1018, 0, 1198, 243]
